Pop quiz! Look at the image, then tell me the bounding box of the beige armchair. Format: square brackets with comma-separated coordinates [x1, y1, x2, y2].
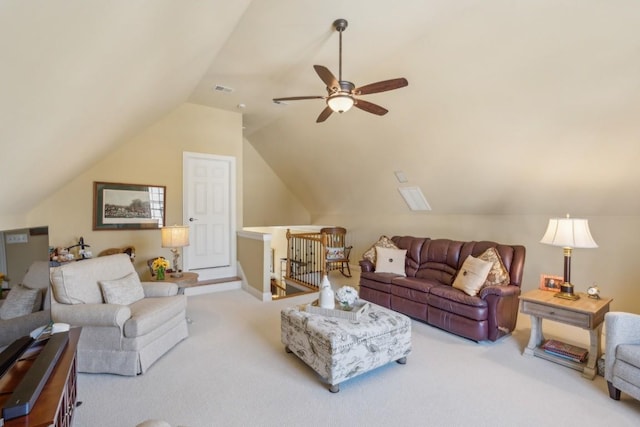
[605, 311, 640, 401]
[0, 260, 51, 348]
[49, 254, 188, 375]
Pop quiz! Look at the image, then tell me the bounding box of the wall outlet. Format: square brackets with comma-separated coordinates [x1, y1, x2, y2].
[6, 233, 28, 244]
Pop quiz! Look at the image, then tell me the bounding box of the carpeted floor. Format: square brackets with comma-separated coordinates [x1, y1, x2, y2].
[74, 288, 640, 427]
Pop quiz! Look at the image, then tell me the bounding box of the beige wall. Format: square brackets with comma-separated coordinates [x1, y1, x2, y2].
[26, 103, 243, 276]
[242, 138, 309, 226]
[313, 213, 640, 314]
[237, 232, 271, 298]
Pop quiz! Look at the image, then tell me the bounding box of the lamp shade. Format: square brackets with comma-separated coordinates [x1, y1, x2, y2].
[540, 216, 598, 249]
[327, 94, 354, 113]
[161, 225, 190, 248]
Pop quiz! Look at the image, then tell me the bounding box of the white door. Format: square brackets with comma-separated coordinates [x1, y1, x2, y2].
[183, 152, 236, 281]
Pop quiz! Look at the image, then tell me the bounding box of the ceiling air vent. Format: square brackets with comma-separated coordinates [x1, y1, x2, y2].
[213, 84, 234, 93]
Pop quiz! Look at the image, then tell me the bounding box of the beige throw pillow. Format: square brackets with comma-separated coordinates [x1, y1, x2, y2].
[375, 246, 407, 276]
[478, 247, 510, 288]
[452, 255, 493, 296]
[0, 284, 43, 320]
[99, 272, 145, 305]
[363, 236, 398, 264]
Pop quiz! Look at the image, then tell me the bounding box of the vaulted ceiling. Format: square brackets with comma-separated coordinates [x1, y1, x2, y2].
[2, 1, 640, 220]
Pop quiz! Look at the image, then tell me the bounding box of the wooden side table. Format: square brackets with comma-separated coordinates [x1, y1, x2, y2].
[157, 272, 199, 294]
[519, 289, 612, 379]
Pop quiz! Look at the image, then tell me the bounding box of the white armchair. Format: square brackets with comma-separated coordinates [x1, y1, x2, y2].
[50, 254, 188, 376]
[605, 311, 640, 401]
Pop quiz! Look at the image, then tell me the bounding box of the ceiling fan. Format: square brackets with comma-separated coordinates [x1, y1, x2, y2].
[273, 19, 408, 123]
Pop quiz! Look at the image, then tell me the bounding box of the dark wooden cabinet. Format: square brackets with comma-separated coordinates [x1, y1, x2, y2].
[1, 328, 80, 427]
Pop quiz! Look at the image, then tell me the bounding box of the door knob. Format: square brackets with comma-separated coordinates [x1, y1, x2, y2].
[189, 217, 198, 222]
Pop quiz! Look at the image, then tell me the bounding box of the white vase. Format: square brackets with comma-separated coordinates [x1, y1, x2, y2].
[318, 275, 335, 309]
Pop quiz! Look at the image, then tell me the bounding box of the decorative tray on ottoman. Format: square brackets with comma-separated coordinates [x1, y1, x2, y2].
[305, 299, 370, 321]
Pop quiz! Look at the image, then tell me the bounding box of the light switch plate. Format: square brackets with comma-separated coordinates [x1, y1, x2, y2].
[6, 233, 28, 244]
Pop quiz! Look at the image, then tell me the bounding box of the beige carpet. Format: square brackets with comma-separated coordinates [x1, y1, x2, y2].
[74, 289, 640, 427]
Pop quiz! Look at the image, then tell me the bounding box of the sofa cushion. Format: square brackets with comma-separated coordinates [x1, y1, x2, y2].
[375, 247, 407, 276]
[50, 254, 136, 305]
[326, 246, 345, 260]
[478, 247, 510, 288]
[124, 295, 187, 338]
[0, 284, 43, 320]
[390, 277, 441, 304]
[428, 286, 489, 321]
[616, 344, 640, 370]
[452, 255, 493, 296]
[99, 272, 145, 305]
[363, 236, 398, 264]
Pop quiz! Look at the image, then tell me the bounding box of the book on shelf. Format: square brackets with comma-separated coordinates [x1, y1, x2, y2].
[542, 349, 586, 363]
[541, 339, 588, 363]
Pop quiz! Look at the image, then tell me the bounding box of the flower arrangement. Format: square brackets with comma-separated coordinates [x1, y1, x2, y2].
[151, 257, 169, 271]
[335, 286, 358, 309]
[152, 257, 169, 280]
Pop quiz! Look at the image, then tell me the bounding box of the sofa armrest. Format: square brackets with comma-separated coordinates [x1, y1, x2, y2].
[0, 310, 52, 348]
[141, 282, 178, 297]
[359, 259, 375, 273]
[605, 312, 640, 381]
[478, 284, 521, 299]
[52, 303, 131, 328]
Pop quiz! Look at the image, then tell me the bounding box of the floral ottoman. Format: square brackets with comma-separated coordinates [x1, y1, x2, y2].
[280, 301, 412, 392]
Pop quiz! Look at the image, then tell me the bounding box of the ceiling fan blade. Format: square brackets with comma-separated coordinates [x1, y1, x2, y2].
[273, 96, 324, 102]
[314, 65, 339, 90]
[355, 78, 408, 95]
[316, 106, 333, 123]
[354, 99, 389, 116]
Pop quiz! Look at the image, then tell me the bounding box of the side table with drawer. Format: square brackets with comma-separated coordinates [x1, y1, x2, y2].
[519, 289, 612, 380]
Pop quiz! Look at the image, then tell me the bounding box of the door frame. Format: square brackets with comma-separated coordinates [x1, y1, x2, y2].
[182, 151, 237, 281]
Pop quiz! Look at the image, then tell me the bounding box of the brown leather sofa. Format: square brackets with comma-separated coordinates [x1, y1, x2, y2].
[359, 236, 526, 342]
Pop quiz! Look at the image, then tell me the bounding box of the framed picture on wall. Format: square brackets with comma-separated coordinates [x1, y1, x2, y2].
[539, 274, 563, 292]
[93, 181, 166, 230]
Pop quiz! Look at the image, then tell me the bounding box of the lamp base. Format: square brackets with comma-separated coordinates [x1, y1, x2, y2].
[554, 282, 580, 300]
[554, 291, 580, 301]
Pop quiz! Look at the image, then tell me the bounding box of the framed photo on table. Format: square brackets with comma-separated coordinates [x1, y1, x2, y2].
[93, 181, 166, 230]
[539, 274, 563, 292]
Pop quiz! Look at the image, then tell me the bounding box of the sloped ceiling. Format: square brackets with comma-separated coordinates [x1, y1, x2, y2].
[2, 1, 640, 220]
[0, 0, 252, 217]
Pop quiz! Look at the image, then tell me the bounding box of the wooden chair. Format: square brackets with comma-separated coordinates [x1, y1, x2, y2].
[321, 227, 352, 277]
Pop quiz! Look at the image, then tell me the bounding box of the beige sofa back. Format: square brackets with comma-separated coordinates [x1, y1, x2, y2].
[50, 254, 135, 305]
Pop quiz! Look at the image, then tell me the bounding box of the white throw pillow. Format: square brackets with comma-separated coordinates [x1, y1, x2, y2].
[99, 272, 145, 305]
[0, 284, 42, 320]
[375, 246, 407, 276]
[363, 235, 398, 264]
[452, 255, 494, 296]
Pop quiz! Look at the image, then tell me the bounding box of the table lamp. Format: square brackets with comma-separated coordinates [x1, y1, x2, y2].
[540, 214, 598, 300]
[161, 225, 190, 278]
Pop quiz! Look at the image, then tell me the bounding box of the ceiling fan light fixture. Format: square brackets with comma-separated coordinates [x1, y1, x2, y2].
[272, 18, 408, 122]
[327, 94, 354, 113]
